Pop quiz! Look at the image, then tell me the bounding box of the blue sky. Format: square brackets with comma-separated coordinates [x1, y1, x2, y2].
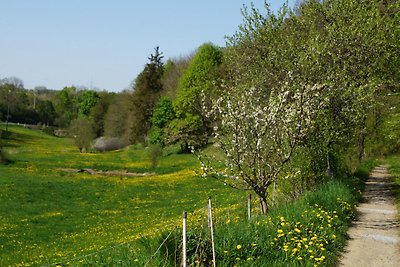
[0, 0, 295, 92]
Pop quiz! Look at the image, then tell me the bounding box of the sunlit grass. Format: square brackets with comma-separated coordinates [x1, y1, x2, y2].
[0, 125, 243, 266]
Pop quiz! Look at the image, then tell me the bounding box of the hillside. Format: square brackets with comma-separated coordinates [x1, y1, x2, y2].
[0, 125, 242, 266]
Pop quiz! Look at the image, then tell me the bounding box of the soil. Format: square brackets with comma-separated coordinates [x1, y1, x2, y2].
[338, 165, 400, 267]
[58, 168, 155, 177]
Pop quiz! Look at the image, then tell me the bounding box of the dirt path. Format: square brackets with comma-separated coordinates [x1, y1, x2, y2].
[338, 165, 400, 267]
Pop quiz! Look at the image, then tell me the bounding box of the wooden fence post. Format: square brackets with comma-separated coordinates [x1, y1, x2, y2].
[248, 193, 252, 221]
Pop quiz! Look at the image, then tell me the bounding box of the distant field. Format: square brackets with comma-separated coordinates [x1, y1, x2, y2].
[0, 125, 243, 266]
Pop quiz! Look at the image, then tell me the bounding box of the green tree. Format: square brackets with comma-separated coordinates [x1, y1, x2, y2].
[0, 78, 28, 130]
[36, 100, 56, 125]
[55, 86, 79, 127]
[149, 96, 175, 145]
[169, 43, 222, 151]
[78, 90, 100, 116]
[69, 116, 95, 153]
[129, 47, 164, 144]
[161, 56, 191, 97]
[90, 91, 115, 137]
[104, 91, 132, 141]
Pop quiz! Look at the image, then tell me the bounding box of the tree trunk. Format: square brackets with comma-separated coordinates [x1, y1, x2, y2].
[358, 116, 366, 161]
[259, 196, 268, 215]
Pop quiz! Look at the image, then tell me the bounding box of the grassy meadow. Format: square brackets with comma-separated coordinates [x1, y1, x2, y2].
[0, 125, 244, 266]
[0, 125, 384, 266]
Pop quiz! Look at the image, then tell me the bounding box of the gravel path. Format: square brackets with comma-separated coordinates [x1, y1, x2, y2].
[339, 165, 400, 267]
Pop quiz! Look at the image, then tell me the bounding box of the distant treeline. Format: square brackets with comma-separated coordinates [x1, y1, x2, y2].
[1, 0, 399, 159]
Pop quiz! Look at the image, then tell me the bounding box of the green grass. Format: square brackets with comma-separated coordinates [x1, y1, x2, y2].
[0, 125, 243, 266]
[385, 154, 400, 215]
[81, 178, 360, 266]
[211, 181, 355, 267]
[77, 165, 370, 266]
[0, 125, 379, 266]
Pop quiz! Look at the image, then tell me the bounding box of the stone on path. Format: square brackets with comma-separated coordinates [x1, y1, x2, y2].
[339, 165, 400, 267]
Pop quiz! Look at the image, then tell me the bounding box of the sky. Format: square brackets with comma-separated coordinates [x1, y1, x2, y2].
[0, 0, 296, 92]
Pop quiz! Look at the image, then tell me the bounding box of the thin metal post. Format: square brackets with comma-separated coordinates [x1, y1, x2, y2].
[248, 193, 252, 221]
[208, 198, 216, 267]
[182, 212, 187, 267]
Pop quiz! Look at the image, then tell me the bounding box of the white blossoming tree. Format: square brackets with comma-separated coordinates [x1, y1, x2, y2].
[199, 82, 323, 214]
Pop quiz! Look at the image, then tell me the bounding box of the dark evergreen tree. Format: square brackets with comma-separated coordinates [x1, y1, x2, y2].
[129, 47, 164, 144]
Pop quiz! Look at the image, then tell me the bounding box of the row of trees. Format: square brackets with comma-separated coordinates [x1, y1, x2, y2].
[0, 43, 221, 152]
[199, 0, 400, 213]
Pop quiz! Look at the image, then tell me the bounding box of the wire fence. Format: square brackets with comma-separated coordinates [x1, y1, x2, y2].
[40, 192, 260, 267]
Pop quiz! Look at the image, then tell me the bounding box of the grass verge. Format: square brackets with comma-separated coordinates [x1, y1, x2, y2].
[385, 154, 400, 216]
[75, 162, 374, 266]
